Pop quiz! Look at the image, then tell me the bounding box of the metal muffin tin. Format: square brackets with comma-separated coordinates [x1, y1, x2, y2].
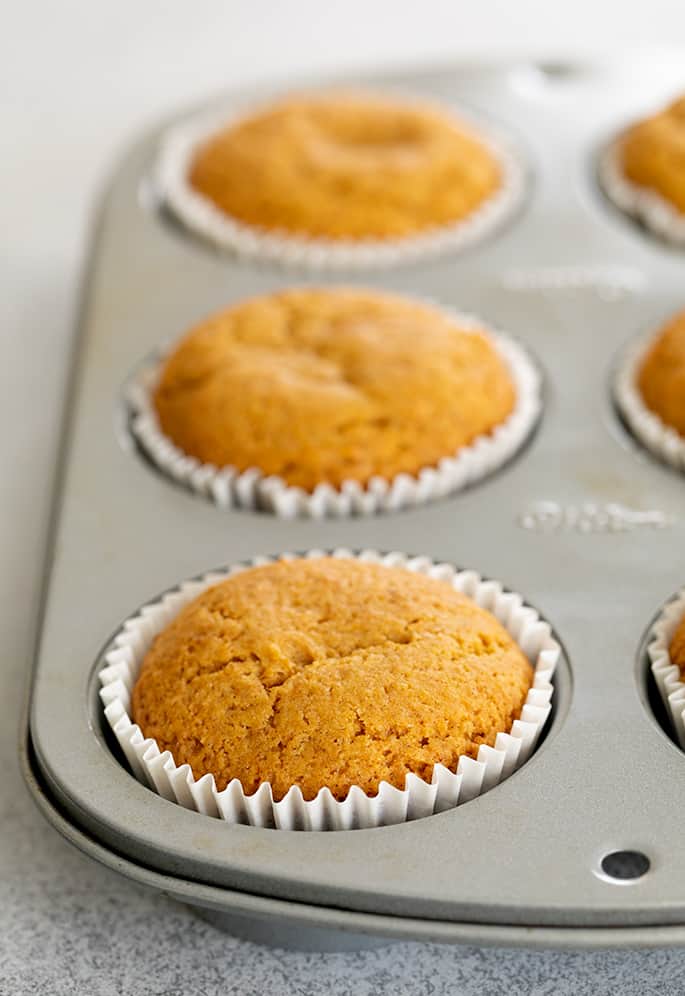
[23, 57, 685, 949]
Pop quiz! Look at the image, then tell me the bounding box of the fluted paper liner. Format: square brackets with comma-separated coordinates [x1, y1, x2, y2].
[127, 308, 542, 517]
[599, 137, 685, 246]
[99, 549, 559, 831]
[155, 95, 527, 270]
[614, 335, 685, 472]
[647, 588, 685, 750]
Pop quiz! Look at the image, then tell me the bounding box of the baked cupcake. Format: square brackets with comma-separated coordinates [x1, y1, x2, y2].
[637, 309, 685, 437]
[157, 91, 525, 267]
[130, 287, 541, 514]
[131, 557, 533, 801]
[99, 551, 559, 829]
[647, 590, 685, 750]
[601, 95, 685, 244]
[615, 308, 685, 470]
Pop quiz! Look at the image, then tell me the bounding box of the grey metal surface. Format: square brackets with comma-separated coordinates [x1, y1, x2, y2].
[26, 59, 685, 941]
[22, 732, 685, 951]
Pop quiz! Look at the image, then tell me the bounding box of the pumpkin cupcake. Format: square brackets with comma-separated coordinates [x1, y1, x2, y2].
[601, 94, 685, 244]
[157, 91, 526, 267]
[99, 551, 559, 829]
[129, 287, 541, 515]
[615, 308, 685, 471]
[637, 309, 685, 438]
[648, 588, 685, 750]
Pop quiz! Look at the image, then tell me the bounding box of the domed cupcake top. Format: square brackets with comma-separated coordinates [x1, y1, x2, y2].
[187, 92, 502, 240]
[638, 308, 685, 437]
[620, 95, 685, 214]
[153, 288, 516, 491]
[131, 557, 533, 802]
[670, 611, 685, 678]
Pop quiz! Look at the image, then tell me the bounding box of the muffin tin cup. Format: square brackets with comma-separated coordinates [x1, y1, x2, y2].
[599, 138, 685, 246]
[155, 96, 528, 270]
[127, 308, 542, 518]
[647, 588, 685, 750]
[98, 548, 560, 832]
[614, 334, 685, 472]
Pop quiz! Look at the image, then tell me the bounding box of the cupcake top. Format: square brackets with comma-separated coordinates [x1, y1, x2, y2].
[620, 95, 685, 214]
[670, 612, 685, 679]
[637, 309, 685, 436]
[131, 557, 533, 801]
[153, 288, 516, 491]
[187, 92, 502, 240]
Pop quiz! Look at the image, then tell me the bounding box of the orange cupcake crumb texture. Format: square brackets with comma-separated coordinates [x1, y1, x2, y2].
[153, 287, 516, 491]
[131, 558, 534, 802]
[189, 92, 502, 240]
[621, 95, 685, 214]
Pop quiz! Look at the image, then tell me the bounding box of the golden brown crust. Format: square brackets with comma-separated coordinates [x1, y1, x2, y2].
[637, 309, 685, 437]
[131, 558, 534, 801]
[620, 95, 685, 213]
[153, 288, 516, 491]
[188, 93, 502, 239]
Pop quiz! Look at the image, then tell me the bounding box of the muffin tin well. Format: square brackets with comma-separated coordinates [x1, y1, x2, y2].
[24, 57, 685, 948]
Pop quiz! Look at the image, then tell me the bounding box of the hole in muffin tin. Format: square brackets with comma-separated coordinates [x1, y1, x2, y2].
[596, 850, 650, 884]
[534, 61, 591, 82]
[89, 552, 572, 830]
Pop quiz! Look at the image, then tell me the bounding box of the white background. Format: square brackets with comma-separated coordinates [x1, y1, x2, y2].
[2, 4, 685, 991]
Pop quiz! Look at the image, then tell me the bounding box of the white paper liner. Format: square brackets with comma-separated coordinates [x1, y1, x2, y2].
[614, 334, 685, 472]
[599, 136, 685, 246]
[155, 94, 527, 270]
[99, 549, 559, 831]
[647, 588, 685, 749]
[127, 307, 542, 518]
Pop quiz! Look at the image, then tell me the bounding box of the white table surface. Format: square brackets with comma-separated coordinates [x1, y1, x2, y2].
[3, 4, 685, 992]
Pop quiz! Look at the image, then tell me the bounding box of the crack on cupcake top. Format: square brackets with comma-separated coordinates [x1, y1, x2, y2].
[187, 92, 502, 239]
[153, 288, 516, 491]
[131, 557, 533, 801]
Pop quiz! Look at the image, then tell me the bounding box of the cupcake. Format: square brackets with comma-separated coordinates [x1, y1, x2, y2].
[601, 95, 685, 244]
[129, 287, 541, 515]
[99, 551, 559, 829]
[637, 309, 685, 437]
[647, 590, 685, 749]
[615, 308, 685, 470]
[156, 91, 526, 267]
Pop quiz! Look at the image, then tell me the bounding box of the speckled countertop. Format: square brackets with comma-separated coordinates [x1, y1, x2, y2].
[5, 5, 685, 992]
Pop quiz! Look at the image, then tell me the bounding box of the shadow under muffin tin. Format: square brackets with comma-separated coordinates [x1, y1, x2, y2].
[25, 58, 685, 947]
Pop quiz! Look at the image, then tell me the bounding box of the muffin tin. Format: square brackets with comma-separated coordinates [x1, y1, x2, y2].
[22, 57, 685, 949]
